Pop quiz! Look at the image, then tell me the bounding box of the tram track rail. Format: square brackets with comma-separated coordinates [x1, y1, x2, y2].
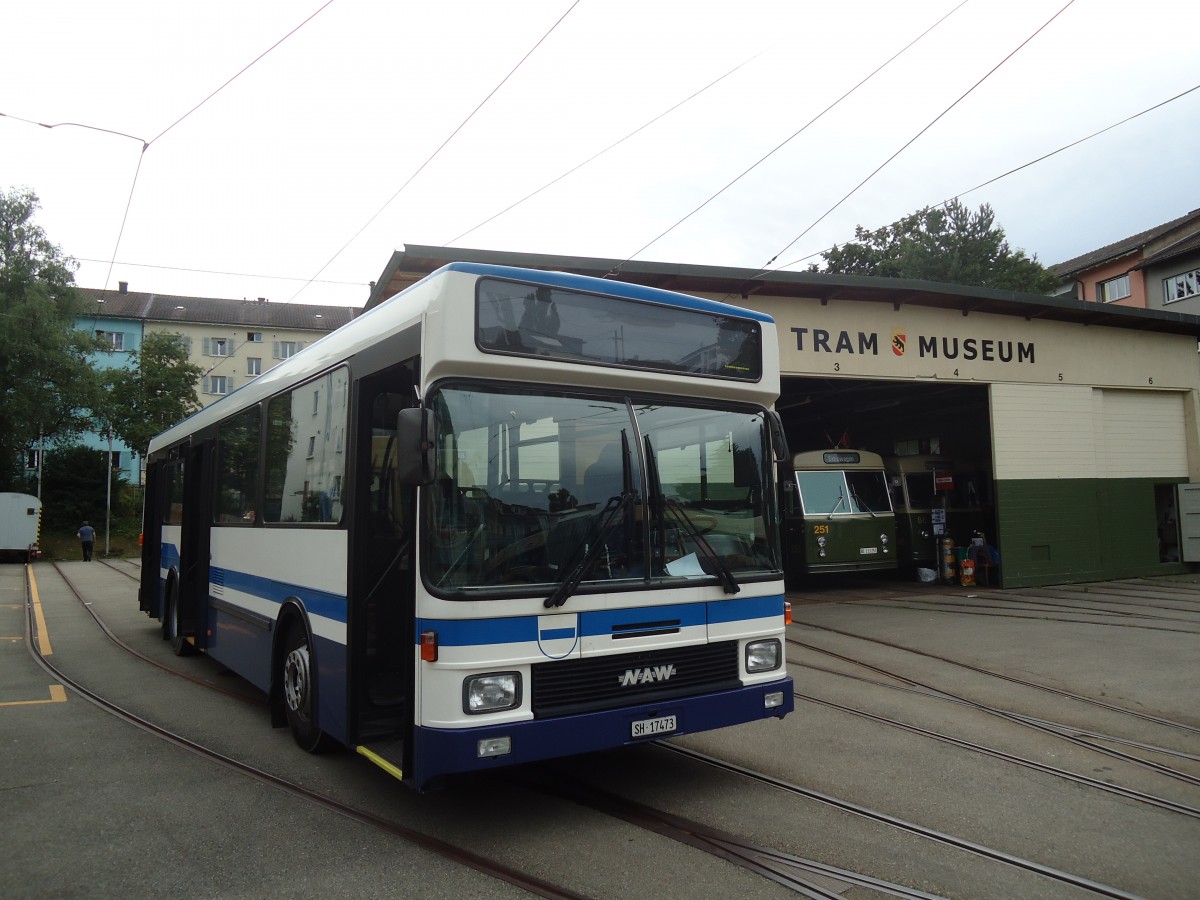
[27, 560, 1169, 898]
[656, 743, 1142, 900]
[838, 600, 1200, 634]
[23, 563, 586, 900]
[40, 561, 955, 898]
[787, 636, 1200, 795]
[788, 674, 1200, 820]
[515, 771, 946, 900]
[856, 594, 1200, 625]
[51, 561, 264, 705]
[1008, 587, 1200, 614]
[791, 621, 1200, 736]
[793, 660, 1200, 767]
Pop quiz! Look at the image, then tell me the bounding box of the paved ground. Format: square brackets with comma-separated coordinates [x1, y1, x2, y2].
[2, 560, 1198, 899]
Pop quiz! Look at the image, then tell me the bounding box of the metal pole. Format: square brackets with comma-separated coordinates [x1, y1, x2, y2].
[105, 427, 113, 557]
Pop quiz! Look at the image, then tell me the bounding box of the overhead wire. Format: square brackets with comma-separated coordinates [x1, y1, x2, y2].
[7, 1, 1189, 302]
[747, 0, 1079, 285]
[288, 0, 582, 301]
[771, 80, 1200, 272]
[937, 82, 1200, 209]
[77, 70, 1199, 301]
[605, 0, 972, 277]
[72, 257, 367, 288]
[2, 2, 338, 294]
[147, 0, 338, 147]
[446, 47, 770, 247]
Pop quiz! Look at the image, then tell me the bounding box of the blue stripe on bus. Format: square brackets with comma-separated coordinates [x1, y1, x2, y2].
[418, 595, 783, 646]
[211, 567, 347, 622]
[417, 616, 539, 646]
[706, 594, 786, 623]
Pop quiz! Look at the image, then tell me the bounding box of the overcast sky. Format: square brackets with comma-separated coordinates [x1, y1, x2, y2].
[4, 0, 1198, 308]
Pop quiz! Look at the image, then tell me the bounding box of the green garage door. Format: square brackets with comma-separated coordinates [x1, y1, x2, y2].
[991, 384, 1188, 586]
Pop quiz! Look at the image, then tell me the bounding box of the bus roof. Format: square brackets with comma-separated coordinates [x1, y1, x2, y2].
[148, 263, 776, 457]
[436, 262, 776, 324]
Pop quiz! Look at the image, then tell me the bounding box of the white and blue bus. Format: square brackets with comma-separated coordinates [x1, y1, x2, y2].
[138, 262, 794, 790]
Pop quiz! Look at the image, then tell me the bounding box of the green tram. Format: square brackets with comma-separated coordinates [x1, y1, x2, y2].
[782, 449, 896, 577]
[884, 455, 992, 570]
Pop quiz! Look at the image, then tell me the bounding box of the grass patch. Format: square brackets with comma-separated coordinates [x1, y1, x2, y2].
[39, 520, 143, 561]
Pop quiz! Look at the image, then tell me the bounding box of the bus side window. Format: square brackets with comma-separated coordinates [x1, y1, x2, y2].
[216, 406, 261, 524]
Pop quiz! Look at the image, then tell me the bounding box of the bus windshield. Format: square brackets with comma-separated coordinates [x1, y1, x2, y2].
[426, 384, 779, 595]
[476, 277, 763, 381]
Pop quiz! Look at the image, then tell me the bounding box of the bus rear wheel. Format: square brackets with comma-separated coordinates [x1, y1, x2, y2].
[281, 620, 333, 753]
[164, 581, 194, 657]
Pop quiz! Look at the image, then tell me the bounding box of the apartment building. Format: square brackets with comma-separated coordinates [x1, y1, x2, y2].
[74, 283, 356, 483]
[1052, 209, 1200, 313]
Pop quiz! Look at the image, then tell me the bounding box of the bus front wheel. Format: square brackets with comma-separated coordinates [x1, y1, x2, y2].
[281, 620, 333, 753]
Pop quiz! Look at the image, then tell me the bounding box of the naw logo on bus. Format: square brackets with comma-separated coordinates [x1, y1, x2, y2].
[619, 664, 676, 687]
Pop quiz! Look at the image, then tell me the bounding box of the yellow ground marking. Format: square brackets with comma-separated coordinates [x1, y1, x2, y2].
[0, 684, 68, 707]
[27, 565, 52, 656]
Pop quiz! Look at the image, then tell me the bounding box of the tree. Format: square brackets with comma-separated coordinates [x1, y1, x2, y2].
[809, 200, 1061, 294]
[0, 187, 104, 490]
[101, 331, 204, 457]
[38, 445, 122, 532]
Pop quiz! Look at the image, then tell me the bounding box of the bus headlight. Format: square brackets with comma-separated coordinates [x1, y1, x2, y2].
[464, 672, 521, 714]
[745, 639, 782, 673]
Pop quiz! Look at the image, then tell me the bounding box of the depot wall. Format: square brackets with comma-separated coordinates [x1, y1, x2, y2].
[702, 290, 1200, 587]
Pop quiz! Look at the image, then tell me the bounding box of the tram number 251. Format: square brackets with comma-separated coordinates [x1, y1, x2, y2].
[812, 524, 830, 535]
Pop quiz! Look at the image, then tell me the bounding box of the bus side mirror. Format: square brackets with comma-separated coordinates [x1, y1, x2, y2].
[766, 410, 789, 463]
[396, 407, 436, 485]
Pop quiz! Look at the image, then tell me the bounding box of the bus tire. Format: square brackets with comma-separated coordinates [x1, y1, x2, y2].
[164, 580, 194, 657]
[281, 618, 333, 753]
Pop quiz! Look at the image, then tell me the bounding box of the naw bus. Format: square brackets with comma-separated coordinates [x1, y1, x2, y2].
[782, 450, 895, 577]
[139, 262, 794, 790]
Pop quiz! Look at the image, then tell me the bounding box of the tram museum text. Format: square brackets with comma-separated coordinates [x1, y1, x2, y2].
[790, 327, 1035, 364]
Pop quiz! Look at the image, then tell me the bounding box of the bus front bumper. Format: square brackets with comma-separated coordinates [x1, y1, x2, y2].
[406, 677, 794, 789]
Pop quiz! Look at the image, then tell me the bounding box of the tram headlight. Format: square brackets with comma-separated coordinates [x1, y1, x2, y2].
[816, 535, 827, 558]
[745, 639, 782, 673]
[464, 672, 521, 714]
[880, 533, 889, 553]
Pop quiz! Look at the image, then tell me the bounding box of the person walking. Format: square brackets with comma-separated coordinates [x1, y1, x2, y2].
[77, 521, 96, 561]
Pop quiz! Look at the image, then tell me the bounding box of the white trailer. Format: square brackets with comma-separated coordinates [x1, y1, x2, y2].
[0, 493, 42, 563]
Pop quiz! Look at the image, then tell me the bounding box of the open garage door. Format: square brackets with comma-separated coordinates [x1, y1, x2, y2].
[776, 377, 995, 577]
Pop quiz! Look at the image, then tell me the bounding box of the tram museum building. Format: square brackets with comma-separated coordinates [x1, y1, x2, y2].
[368, 244, 1200, 590]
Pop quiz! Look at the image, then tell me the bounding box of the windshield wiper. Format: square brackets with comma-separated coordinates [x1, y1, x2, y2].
[545, 430, 633, 609]
[827, 494, 846, 519]
[544, 491, 630, 608]
[850, 489, 878, 517]
[663, 498, 740, 595]
[437, 522, 487, 586]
